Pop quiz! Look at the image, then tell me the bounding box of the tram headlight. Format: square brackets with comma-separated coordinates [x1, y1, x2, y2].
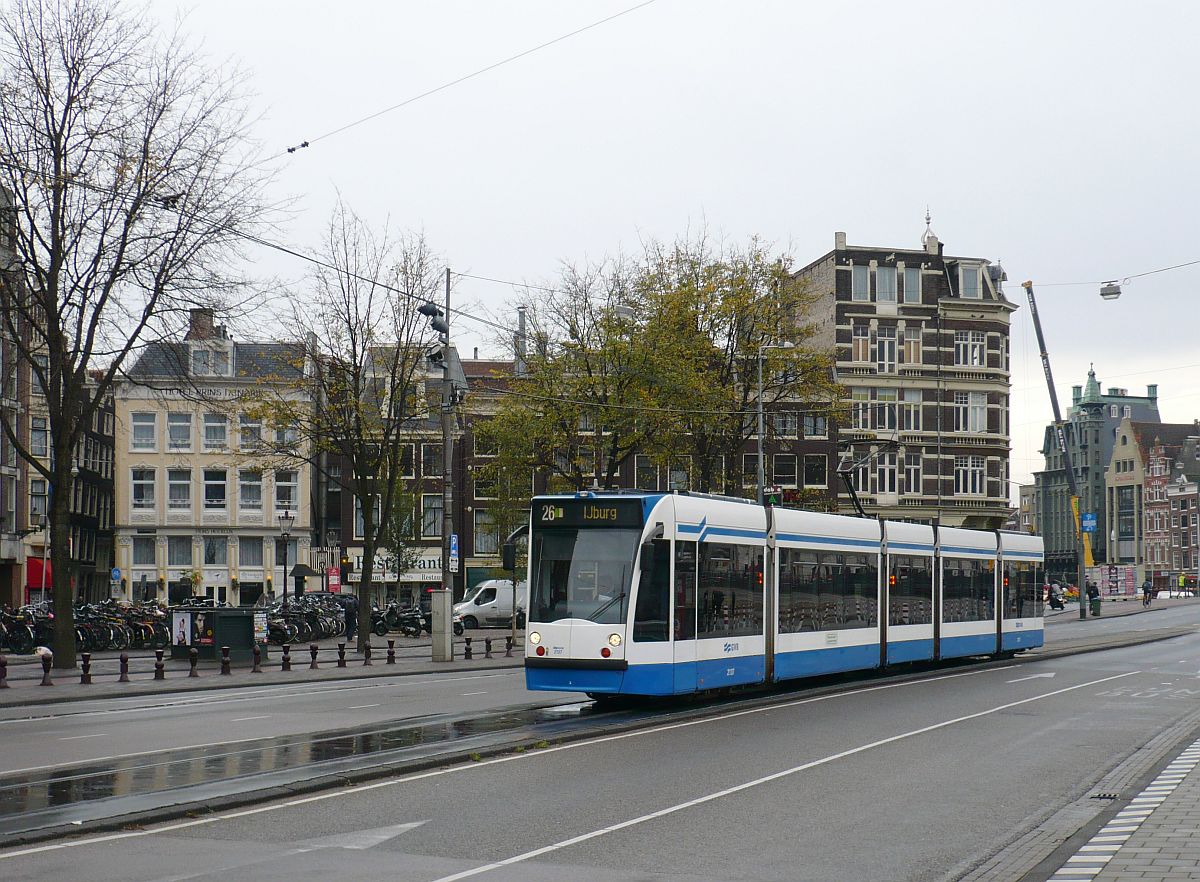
[529, 631, 541, 645]
[608, 633, 622, 647]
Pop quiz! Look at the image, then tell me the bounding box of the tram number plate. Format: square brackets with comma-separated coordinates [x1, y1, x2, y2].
[723, 642, 739, 653]
[825, 633, 838, 645]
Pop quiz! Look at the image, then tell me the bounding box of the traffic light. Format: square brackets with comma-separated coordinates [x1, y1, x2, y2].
[341, 555, 353, 583]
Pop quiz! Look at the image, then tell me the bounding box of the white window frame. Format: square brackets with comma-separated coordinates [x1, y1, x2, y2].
[167, 413, 192, 451]
[904, 453, 922, 494]
[239, 469, 263, 510]
[876, 266, 897, 303]
[902, 327, 921, 366]
[131, 412, 156, 451]
[167, 468, 191, 511]
[852, 325, 870, 362]
[773, 453, 797, 488]
[30, 416, 48, 458]
[876, 451, 897, 494]
[421, 493, 443, 538]
[239, 414, 262, 450]
[803, 453, 827, 488]
[903, 266, 921, 304]
[203, 413, 228, 451]
[876, 327, 897, 373]
[239, 536, 264, 568]
[203, 469, 227, 511]
[474, 509, 499, 555]
[901, 389, 922, 431]
[851, 265, 870, 301]
[131, 468, 156, 510]
[960, 265, 981, 299]
[274, 469, 299, 512]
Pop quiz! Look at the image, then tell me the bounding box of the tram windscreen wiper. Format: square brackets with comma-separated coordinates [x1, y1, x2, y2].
[587, 592, 626, 622]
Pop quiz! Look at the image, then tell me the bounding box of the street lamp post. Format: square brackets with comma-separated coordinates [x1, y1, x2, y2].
[756, 341, 794, 504]
[279, 509, 295, 610]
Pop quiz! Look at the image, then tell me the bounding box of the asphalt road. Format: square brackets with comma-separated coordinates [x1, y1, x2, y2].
[5, 609, 1200, 881]
[0, 668, 558, 773]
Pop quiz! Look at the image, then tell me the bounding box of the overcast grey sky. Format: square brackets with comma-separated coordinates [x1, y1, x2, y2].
[162, 0, 1200, 494]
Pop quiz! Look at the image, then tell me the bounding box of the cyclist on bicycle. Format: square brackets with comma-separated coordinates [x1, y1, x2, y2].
[1142, 580, 1153, 608]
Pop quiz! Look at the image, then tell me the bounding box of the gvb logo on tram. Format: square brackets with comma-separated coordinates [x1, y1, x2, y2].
[524, 491, 1044, 700]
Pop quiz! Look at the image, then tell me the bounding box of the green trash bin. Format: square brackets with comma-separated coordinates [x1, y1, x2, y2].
[1089, 597, 1102, 617]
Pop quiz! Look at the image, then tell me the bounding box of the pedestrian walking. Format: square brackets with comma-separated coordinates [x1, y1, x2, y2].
[344, 594, 358, 641]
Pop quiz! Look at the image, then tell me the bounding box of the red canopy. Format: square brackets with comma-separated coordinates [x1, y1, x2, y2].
[26, 557, 52, 589]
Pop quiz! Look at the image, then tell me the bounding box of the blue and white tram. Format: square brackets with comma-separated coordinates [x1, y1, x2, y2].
[524, 491, 1044, 697]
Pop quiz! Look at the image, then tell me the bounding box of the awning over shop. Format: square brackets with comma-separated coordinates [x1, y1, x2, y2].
[26, 557, 52, 589]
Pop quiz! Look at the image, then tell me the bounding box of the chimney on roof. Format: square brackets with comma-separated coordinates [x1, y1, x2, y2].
[1072, 385, 1082, 405]
[185, 307, 215, 341]
[1148, 384, 1158, 399]
[834, 231, 847, 250]
[473, 347, 478, 360]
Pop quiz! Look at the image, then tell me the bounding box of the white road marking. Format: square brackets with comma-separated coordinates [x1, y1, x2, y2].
[57, 734, 107, 741]
[461, 692, 488, 696]
[346, 704, 380, 710]
[2, 663, 1129, 870]
[1007, 672, 1056, 683]
[230, 716, 270, 722]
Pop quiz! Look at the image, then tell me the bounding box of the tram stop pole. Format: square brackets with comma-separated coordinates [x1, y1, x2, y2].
[431, 588, 453, 662]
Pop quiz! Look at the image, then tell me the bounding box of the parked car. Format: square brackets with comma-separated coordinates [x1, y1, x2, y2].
[454, 579, 527, 630]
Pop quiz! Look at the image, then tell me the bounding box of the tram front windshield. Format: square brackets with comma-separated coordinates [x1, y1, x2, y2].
[530, 528, 639, 624]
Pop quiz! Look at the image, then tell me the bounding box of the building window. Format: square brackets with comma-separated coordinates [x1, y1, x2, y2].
[167, 413, 192, 450]
[191, 349, 211, 375]
[132, 536, 156, 566]
[901, 389, 922, 431]
[1110, 405, 1118, 418]
[167, 468, 191, 511]
[969, 392, 986, 432]
[474, 509, 499, 555]
[875, 388, 897, 430]
[852, 325, 870, 362]
[876, 266, 897, 303]
[274, 469, 298, 511]
[903, 267, 921, 303]
[239, 470, 262, 510]
[422, 443, 443, 477]
[203, 536, 228, 566]
[876, 327, 897, 373]
[636, 454, 658, 490]
[902, 327, 921, 365]
[1123, 405, 1131, 418]
[421, 493, 443, 537]
[954, 456, 985, 495]
[399, 443, 416, 478]
[772, 411, 799, 438]
[131, 412, 156, 450]
[239, 415, 261, 449]
[132, 469, 156, 510]
[852, 265, 870, 301]
[876, 451, 897, 494]
[30, 478, 48, 522]
[203, 414, 227, 451]
[167, 536, 192, 567]
[30, 417, 48, 458]
[239, 537, 264, 568]
[274, 423, 298, 447]
[668, 457, 691, 491]
[741, 453, 757, 489]
[803, 454, 827, 488]
[203, 469, 227, 510]
[960, 265, 981, 298]
[803, 413, 827, 438]
[953, 331, 986, 367]
[354, 495, 383, 539]
[852, 390, 870, 430]
[904, 453, 922, 494]
[773, 454, 797, 488]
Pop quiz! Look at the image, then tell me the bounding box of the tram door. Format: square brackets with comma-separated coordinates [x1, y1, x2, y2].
[673, 540, 698, 693]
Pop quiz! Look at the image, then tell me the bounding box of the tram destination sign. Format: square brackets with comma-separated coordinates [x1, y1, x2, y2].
[533, 498, 644, 529]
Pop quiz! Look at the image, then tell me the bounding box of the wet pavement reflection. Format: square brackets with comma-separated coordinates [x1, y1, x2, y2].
[0, 700, 629, 839]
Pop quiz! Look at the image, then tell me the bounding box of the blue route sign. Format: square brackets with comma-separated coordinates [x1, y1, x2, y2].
[1081, 512, 1097, 533]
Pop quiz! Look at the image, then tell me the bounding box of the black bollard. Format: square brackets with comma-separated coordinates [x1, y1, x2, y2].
[387, 639, 396, 665]
[484, 638, 493, 659]
[118, 652, 130, 683]
[0, 654, 8, 689]
[189, 647, 199, 678]
[337, 642, 347, 668]
[252, 644, 263, 674]
[153, 649, 165, 681]
[464, 637, 473, 660]
[220, 646, 231, 676]
[80, 652, 92, 684]
[281, 644, 292, 672]
[363, 642, 373, 666]
[505, 636, 513, 658]
[309, 643, 319, 670]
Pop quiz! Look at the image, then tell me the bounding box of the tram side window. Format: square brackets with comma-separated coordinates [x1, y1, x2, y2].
[842, 552, 878, 629]
[674, 540, 696, 641]
[698, 542, 763, 639]
[633, 539, 670, 642]
[778, 548, 820, 633]
[942, 557, 993, 622]
[1004, 561, 1043, 619]
[889, 555, 933, 626]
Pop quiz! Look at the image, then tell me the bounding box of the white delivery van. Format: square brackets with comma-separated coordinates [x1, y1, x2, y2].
[454, 579, 527, 629]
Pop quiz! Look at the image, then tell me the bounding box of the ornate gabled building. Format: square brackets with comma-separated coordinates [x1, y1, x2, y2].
[1034, 369, 1161, 583]
[791, 221, 1014, 528]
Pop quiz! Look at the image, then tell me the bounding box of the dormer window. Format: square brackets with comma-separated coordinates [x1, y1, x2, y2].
[191, 345, 231, 376]
[959, 265, 981, 299]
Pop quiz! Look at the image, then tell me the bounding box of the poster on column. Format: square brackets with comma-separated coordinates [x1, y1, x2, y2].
[172, 611, 192, 646]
